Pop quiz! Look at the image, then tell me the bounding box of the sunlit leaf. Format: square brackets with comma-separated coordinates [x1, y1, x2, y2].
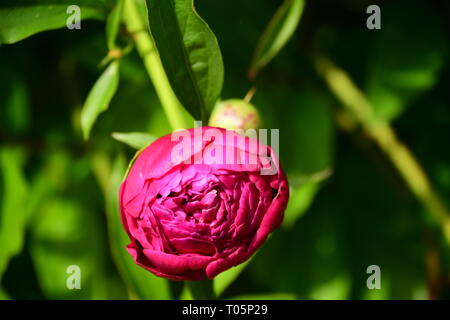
[112, 132, 156, 149]
[105, 155, 171, 299]
[146, 0, 224, 121]
[0, 289, 9, 300]
[179, 286, 193, 300]
[0, 1, 107, 44]
[309, 275, 351, 300]
[81, 60, 120, 140]
[249, 0, 305, 78]
[0, 147, 28, 281]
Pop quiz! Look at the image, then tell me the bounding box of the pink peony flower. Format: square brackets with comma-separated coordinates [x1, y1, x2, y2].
[119, 126, 289, 280]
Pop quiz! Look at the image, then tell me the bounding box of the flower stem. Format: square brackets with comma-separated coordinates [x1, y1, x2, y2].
[186, 280, 216, 300]
[123, 0, 191, 130]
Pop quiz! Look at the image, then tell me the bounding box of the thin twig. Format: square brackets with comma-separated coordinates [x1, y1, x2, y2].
[123, 0, 190, 130]
[313, 54, 450, 244]
[244, 86, 257, 103]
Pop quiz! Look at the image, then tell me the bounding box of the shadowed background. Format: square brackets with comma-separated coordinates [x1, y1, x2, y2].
[1, 0, 450, 299]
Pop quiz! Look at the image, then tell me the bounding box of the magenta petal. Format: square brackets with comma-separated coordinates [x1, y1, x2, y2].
[170, 238, 216, 256]
[143, 249, 212, 275]
[119, 126, 289, 281]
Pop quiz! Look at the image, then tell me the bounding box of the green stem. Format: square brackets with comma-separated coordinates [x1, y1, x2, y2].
[314, 54, 450, 244]
[123, 0, 191, 130]
[186, 280, 216, 300]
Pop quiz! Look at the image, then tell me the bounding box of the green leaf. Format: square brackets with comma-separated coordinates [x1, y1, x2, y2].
[0, 147, 28, 281]
[249, 0, 305, 79]
[179, 286, 193, 300]
[105, 155, 170, 299]
[2, 77, 30, 135]
[0, 288, 10, 300]
[146, 0, 224, 121]
[106, 0, 124, 50]
[213, 259, 251, 297]
[81, 60, 120, 140]
[366, 0, 447, 121]
[0, 1, 107, 45]
[112, 132, 156, 149]
[309, 275, 351, 300]
[231, 292, 296, 300]
[30, 197, 109, 299]
[28, 151, 119, 299]
[282, 170, 332, 229]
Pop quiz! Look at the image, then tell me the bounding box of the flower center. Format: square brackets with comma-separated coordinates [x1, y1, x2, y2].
[157, 183, 221, 225]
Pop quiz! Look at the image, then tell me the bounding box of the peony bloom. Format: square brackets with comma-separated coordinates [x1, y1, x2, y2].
[119, 126, 289, 280]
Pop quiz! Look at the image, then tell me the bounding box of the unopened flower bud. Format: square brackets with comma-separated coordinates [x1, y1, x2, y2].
[208, 99, 262, 131]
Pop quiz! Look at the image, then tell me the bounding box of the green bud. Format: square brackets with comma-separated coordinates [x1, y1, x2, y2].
[208, 99, 262, 131]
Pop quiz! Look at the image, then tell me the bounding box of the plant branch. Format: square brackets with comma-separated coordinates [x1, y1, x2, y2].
[123, 0, 191, 130]
[314, 54, 450, 244]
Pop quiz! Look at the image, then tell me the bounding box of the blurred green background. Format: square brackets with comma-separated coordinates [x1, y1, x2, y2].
[1, 0, 450, 300]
